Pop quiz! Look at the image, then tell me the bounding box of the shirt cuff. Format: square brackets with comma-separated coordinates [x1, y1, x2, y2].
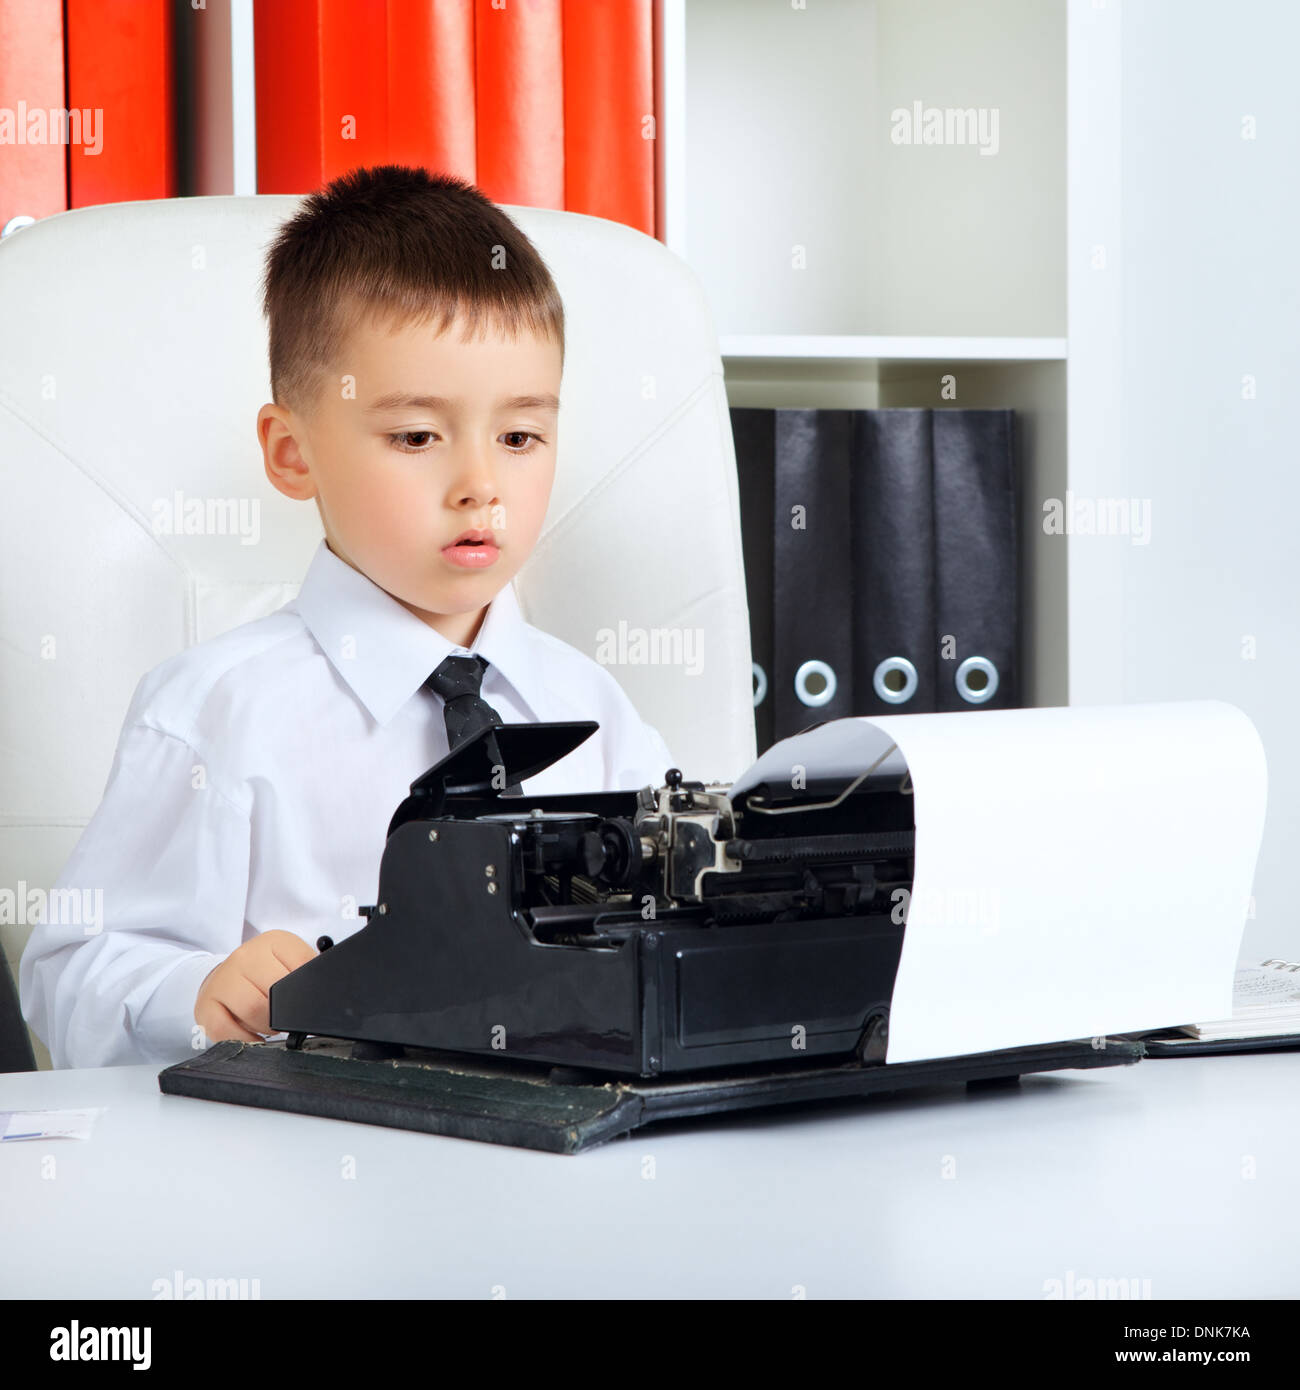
[132, 951, 222, 1064]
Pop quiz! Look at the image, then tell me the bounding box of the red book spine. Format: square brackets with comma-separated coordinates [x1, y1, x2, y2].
[252, 0, 655, 227]
[254, 0, 325, 193]
[0, 0, 68, 226]
[319, 0, 389, 183]
[474, 0, 564, 209]
[387, 0, 476, 180]
[65, 0, 175, 208]
[257, 0, 462, 193]
[563, 0, 654, 236]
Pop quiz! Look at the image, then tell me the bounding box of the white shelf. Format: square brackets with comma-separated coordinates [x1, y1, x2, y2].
[719, 335, 1067, 363]
[682, 0, 1065, 341]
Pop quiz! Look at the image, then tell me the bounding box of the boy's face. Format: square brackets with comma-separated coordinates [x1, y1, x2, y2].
[258, 309, 561, 647]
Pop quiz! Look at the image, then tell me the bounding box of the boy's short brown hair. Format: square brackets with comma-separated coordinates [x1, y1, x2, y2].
[260, 164, 566, 416]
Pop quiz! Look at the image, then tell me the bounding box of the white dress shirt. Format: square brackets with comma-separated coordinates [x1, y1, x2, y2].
[20, 539, 677, 1070]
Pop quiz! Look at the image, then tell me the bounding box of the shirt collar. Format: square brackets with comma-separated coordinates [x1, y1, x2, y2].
[292, 539, 533, 728]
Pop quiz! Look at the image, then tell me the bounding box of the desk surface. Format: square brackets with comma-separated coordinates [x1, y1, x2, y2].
[2, 1050, 1296, 1299]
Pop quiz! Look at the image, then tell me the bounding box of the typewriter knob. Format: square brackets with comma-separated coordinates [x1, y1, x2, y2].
[665, 768, 683, 790]
[580, 818, 640, 888]
[579, 830, 607, 877]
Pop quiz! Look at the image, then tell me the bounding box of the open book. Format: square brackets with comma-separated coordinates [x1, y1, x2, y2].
[1170, 958, 1300, 1041]
[1130, 958, 1300, 1052]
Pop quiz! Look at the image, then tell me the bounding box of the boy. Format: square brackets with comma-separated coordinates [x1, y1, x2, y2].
[20, 165, 676, 1069]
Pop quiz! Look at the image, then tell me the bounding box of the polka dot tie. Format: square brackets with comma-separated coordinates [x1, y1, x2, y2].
[424, 654, 520, 794]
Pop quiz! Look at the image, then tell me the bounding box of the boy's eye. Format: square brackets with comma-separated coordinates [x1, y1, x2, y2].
[389, 431, 435, 451]
[386, 431, 544, 454]
[502, 431, 542, 452]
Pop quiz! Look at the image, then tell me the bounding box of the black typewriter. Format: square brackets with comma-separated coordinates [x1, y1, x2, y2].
[269, 719, 917, 1078]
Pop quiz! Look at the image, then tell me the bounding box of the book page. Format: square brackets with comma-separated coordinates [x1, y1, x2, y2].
[1180, 959, 1300, 1038]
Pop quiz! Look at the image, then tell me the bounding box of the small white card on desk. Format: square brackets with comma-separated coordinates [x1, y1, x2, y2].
[0, 1108, 105, 1142]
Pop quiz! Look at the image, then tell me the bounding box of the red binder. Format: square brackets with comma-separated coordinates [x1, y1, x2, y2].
[253, 0, 653, 234]
[388, 0, 476, 180]
[563, 0, 654, 236]
[256, 0, 359, 194]
[66, 0, 176, 208]
[474, 0, 564, 209]
[256, 0, 477, 193]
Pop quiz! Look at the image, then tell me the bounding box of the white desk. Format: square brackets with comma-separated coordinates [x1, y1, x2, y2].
[2, 1050, 1297, 1299]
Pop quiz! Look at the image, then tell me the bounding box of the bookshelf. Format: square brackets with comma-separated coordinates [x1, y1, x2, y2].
[658, 0, 1069, 708]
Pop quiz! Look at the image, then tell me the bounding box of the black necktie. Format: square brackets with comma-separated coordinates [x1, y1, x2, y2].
[425, 654, 520, 794]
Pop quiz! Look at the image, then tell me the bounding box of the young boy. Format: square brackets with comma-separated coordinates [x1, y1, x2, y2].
[20, 165, 676, 1070]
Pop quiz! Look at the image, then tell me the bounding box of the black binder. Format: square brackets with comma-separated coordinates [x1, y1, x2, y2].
[733, 405, 1020, 749]
[852, 409, 937, 715]
[932, 408, 1018, 710]
[772, 409, 857, 740]
[731, 406, 776, 755]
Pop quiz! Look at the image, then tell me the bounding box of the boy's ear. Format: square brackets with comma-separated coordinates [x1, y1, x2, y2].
[258, 402, 317, 502]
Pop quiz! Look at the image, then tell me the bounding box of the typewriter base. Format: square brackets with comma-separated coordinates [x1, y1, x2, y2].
[158, 1034, 1145, 1155]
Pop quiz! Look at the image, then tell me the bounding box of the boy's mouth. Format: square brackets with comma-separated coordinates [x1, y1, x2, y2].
[442, 529, 500, 568]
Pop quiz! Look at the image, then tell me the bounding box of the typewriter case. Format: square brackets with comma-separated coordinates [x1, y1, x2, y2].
[268, 720, 916, 1078]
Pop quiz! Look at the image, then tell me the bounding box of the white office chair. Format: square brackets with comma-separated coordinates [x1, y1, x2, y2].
[0, 194, 755, 1070]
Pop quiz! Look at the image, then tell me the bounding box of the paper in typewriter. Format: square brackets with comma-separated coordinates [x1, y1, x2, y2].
[730, 701, 1267, 1064]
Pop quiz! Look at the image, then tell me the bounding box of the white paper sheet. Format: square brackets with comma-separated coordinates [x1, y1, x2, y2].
[730, 701, 1267, 1063]
[0, 1108, 105, 1142]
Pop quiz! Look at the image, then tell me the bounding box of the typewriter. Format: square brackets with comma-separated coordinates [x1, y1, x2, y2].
[269, 719, 917, 1078]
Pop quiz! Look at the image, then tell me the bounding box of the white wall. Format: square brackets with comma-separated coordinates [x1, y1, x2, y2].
[1069, 0, 1300, 958]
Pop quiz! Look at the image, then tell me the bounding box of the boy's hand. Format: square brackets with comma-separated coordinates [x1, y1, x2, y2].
[194, 930, 317, 1043]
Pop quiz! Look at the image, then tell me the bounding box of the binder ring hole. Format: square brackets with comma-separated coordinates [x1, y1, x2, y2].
[873, 656, 918, 705]
[794, 659, 837, 708]
[956, 655, 999, 704]
[752, 661, 768, 709]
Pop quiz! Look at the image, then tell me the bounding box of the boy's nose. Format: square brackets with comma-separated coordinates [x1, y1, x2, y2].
[445, 447, 499, 504]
